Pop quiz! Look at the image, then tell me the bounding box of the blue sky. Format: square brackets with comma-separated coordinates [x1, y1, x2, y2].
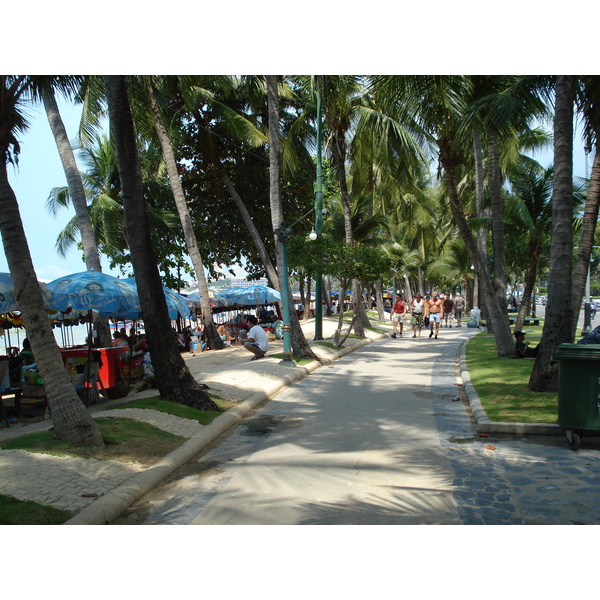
[4, 95, 120, 282]
[2, 86, 594, 286]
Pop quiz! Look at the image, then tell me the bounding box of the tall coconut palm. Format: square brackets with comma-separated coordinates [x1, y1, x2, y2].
[0, 75, 103, 446]
[183, 75, 316, 356]
[43, 87, 113, 347]
[463, 76, 550, 321]
[47, 134, 181, 272]
[319, 75, 372, 335]
[505, 157, 554, 331]
[570, 76, 600, 335]
[103, 75, 217, 410]
[529, 76, 575, 392]
[182, 77, 279, 287]
[371, 75, 516, 356]
[143, 76, 223, 350]
[266, 75, 316, 360]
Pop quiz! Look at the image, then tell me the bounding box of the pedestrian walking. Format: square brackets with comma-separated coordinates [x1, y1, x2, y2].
[453, 292, 464, 326]
[390, 296, 406, 338]
[411, 293, 425, 337]
[427, 292, 443, 339]
[443, 292, 454, 328]
[423, 294, 431, 329]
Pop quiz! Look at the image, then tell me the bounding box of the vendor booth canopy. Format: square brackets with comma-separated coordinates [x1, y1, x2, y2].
[46, 271, 142, 320]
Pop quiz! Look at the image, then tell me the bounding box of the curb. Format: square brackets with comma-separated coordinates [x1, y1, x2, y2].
[65, 331, 387, 525]
[459, 339, 561, 436]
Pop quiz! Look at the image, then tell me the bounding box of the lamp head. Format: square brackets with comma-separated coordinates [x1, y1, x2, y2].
[309, 230, 318, 241]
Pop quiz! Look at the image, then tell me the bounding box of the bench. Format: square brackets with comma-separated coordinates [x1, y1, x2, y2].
[509, 318, 540, 326]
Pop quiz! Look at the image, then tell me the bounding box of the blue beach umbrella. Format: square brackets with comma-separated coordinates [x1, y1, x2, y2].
[186, 291, 227, 308]
[0, 273, 19, 312]
[221, 285, 281, 307]
[47, 271, 142, 320]
[217, 287, 249, 306]
[0, 272, 63, 313]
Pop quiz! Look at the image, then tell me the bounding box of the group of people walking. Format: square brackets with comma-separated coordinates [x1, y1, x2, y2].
[390, 291, 465, 339]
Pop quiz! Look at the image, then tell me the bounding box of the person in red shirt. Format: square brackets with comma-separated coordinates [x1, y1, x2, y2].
[390, 296, 406, 338]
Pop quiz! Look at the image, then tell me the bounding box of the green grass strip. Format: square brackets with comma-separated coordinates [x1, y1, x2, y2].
[466, 330, 558, 424]
[0, 494, 74, 525]
[115, 395, 228, 425]
[269, 353, 313, 366]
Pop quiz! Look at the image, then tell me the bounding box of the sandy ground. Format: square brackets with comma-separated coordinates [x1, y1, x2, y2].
[178, 316, 391, 403]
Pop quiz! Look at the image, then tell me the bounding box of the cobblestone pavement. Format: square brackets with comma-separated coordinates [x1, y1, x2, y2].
[0, 449, 145, 512]
[432, 392, 600, 525]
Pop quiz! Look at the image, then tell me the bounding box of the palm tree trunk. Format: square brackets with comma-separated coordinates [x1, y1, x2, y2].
[529, 75, 575, 392]
[219, 165, 280, 287]
[473, 132, 486, 314]
[103, 75, 217, 410]
[514, 244, 540, 331]
[571, 150, 600, 335]
[0, 162, 104, 446]
[445, 166, 515, 355]
[374, 280, 385, 322]
[488, 132, 508, 315]
[265, 75, 316, 359]
[43, 88, 112, 348]
[145, 78, 223, 351]
[331, 125, 370, 334]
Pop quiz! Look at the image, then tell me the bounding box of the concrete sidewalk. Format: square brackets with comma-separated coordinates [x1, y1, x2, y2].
[0, 316, 573, 524]
[0, 317, 394, 522]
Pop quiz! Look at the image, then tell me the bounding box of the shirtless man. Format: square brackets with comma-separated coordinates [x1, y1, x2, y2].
[427, 291, 444, 339]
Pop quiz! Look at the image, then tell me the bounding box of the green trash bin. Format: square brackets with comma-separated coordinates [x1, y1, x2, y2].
[556, 343, 600, 450]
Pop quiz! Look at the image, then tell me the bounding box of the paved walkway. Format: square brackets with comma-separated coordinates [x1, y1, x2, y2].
[114, 328, 600, 525]
[0, 318, 377, 517]
[2, 316, 600, 524]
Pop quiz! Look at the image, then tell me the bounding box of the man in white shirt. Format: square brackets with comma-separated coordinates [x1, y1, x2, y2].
[242, 315, 269, 360]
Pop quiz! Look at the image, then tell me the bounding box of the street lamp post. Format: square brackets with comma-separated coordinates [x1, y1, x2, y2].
[274, 208, 317, 364]
[313, 80, 324, 340]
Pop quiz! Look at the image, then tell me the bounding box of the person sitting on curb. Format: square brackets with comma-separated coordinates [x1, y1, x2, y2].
[514, 330, 539, 358]
[241, 315, 269, 361]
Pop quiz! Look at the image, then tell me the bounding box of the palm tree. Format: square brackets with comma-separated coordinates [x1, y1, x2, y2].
[505, 157, 553, 331]
[143, 76, 223, 350]
[463, 76, 550, 321]
[319, 76, 373, 335]
[570, 76, 600, 335]
[371, 75, 516, 356]
[182, 77, 279, 288]
[0, 75, 103, 446]
[529, 76, 575, 392]
[266, 75, 316, 359]
[47, 134, 181, 273]
[102, 75, 217, 410]
[43, 87, 114, 347]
